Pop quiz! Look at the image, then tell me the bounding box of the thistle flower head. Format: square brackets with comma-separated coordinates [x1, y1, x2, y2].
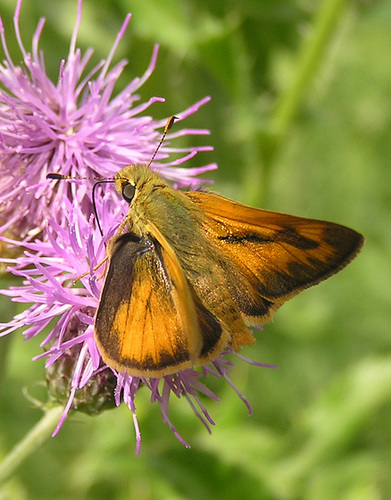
[0, 0, 216, 240]
[0, 206, 273, 454]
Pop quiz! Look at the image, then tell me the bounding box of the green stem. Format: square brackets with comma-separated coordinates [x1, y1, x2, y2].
[0, 406, 64, 485]
[268, 0, 349, 151]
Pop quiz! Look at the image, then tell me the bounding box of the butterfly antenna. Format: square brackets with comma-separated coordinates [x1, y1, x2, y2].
[47, 116, 177, 236]
[46, 173, 115, 237]
[146, 115, 177, 169]
[91, 180, 116, 237]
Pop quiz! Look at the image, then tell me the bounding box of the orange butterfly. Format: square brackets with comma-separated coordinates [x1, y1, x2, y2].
[94, 164, 363, 378]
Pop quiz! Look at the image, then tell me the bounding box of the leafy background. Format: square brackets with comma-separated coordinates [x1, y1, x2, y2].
[0, 0, 390, 498]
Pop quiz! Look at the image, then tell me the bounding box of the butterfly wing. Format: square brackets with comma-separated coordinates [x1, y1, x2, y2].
[186, 191, 364, 325]
[145, 218, 241, 364]
[94, 230, 204, 377]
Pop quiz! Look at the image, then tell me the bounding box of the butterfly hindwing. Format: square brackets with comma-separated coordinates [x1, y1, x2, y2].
[94, 231, 204, 377]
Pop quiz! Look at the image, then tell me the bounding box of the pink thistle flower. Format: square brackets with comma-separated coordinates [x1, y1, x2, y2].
[0, 0, 216, 240]
[0, 204, 274, 454]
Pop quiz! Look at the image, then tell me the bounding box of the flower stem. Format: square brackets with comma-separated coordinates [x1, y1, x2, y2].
[267, 0, 349, 157]
[241, 0, 349, 206]
[0, 406, 64, 485]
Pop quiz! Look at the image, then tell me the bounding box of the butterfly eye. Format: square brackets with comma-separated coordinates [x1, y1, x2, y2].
[122, 183, 136, 203]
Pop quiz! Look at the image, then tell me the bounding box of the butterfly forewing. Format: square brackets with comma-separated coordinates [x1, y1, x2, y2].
[186, 191, 364, 324]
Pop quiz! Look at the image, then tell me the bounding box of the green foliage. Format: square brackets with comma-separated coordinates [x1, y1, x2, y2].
[1, 0, 390, 498]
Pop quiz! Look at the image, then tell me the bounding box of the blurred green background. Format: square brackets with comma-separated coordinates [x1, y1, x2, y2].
[0, 0, 390, 498]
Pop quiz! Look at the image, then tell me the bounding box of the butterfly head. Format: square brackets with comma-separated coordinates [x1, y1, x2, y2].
[115, 165, 167, 206]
